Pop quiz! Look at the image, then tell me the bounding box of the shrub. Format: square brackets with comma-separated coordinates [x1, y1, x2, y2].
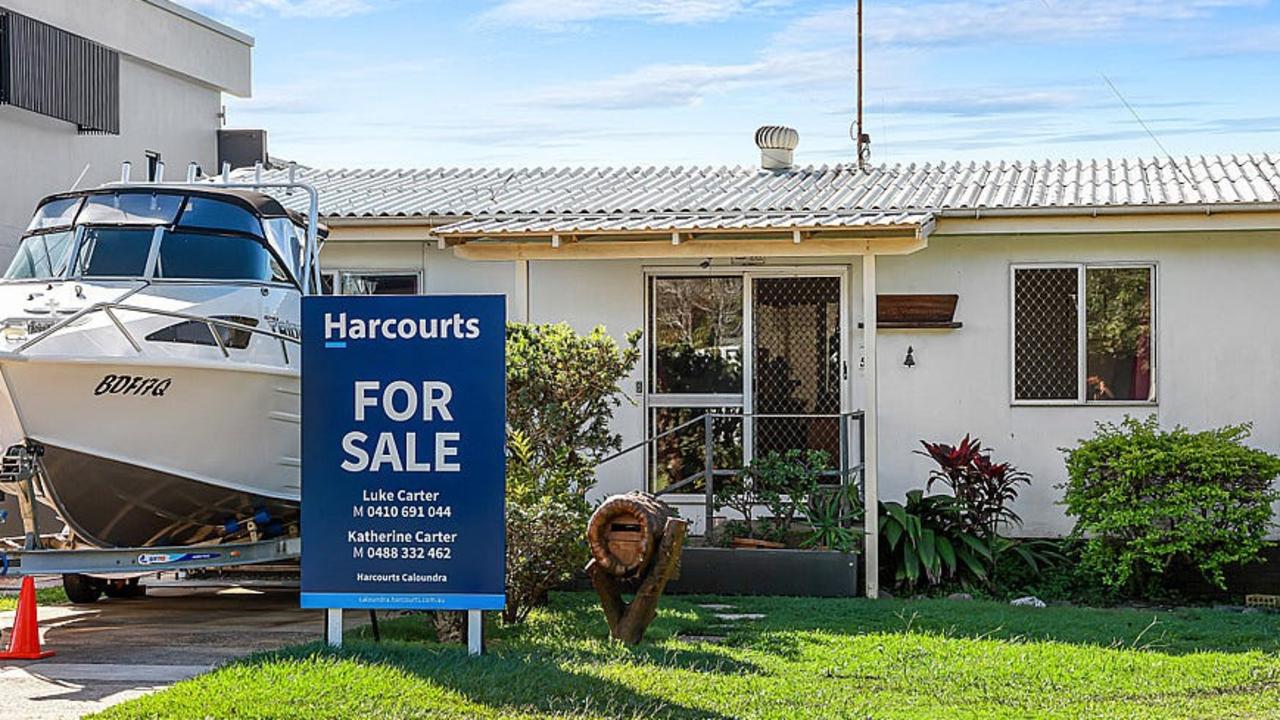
[1062, 416, 1280, 590]
[714, 449, 829, 543]
[502, 323, 641, 624]
[505, 322, 642, 473]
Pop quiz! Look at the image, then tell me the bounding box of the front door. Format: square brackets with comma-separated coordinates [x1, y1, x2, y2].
[748, 275, 845, 465]
[647, 268, 848, 492]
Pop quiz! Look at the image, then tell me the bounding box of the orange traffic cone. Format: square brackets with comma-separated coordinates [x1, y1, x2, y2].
[0, 576, 55, 659]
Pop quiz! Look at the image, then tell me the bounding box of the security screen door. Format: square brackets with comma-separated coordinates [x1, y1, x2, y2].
[648, 270, 848, 491]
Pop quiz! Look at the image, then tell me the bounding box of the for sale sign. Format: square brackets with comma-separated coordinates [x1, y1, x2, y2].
[300, 295, 506, 610]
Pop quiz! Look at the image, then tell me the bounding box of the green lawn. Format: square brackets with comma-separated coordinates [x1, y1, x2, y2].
[97, 592, 1280, 719]
[0, 585, 66, 611]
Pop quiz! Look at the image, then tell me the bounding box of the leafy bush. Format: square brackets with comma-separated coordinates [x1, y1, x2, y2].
[503, 432, 592, 624]
[502, 323, 641, 624]
[918, 436, 1031, 539]
[505, 322, 641, 473]
[1062, 416, 1280, 590]
[879, 490, 991, 589]
[714, 449, 829, 542]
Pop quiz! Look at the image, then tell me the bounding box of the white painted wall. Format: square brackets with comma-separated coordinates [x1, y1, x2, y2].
[870, 230, 1280, 536]
[318, 228, 1280, 537]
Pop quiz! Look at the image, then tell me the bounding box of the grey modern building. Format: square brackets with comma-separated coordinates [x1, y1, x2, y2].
[0, 0, 253, 259]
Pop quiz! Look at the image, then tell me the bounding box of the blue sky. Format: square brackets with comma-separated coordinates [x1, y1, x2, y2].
[180, 0, 1280, 169]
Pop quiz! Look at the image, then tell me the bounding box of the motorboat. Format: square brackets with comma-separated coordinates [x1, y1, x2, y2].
[0, 171, 323, 550]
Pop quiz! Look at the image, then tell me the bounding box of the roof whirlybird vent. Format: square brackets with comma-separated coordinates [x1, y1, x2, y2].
[755, 125, 800, 171]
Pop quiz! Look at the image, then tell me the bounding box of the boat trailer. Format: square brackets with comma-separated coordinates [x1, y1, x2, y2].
[1, 536, 300, 578]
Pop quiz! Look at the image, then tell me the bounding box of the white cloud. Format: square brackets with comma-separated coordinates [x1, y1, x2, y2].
[481, 0, 789, 29]
[178, 0, 378, 18]
[778, 0, 1265, 49]
[525, 0, 1263, 113]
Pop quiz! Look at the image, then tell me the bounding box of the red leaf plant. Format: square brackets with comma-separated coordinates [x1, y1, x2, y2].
[917, 436, 1031, 539]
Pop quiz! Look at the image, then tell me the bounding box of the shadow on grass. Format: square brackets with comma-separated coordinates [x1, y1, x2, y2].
[269, 639, 737, 720]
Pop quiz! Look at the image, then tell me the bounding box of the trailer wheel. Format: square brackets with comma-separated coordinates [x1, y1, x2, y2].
[103, 578, 144, 599]
[62, 573, 103, 604]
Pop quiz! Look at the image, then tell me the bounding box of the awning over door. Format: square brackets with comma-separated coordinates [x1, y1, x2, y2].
[431, 211, 935, 260]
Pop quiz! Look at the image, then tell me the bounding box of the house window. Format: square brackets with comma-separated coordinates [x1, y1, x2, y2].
[321, 271, 420, 296]
[1012, 264, 1154, 403]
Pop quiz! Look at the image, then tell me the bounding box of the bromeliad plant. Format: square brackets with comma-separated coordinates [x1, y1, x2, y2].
[802, 483, 863, 552]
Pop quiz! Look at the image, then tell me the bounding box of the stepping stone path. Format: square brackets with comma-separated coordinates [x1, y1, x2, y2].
[677, 634, 727, 644]
[678, 603, 768, 643]
[694, 603, 767, 622]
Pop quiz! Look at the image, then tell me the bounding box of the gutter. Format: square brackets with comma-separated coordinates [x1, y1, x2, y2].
[937, 202, 1280, 220]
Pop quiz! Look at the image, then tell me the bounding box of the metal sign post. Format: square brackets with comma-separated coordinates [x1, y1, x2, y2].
[467, 610, 483, 656]
[325, 608, 343, 647]
[300, 295, 507, 653]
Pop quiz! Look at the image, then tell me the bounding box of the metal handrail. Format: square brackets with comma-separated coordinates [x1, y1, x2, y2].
[598, 409, 866, 533]
[12, 301, 299, 362]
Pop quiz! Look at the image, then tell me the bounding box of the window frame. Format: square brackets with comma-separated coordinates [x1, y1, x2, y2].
[322, 269, 423, 296]
[1009, 261, 1157, 406]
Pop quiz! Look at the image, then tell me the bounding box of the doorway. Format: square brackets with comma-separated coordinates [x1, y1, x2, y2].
[646, 268, 849, 492]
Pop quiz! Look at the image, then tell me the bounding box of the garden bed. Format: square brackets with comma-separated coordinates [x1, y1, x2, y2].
[665, 546, 860, 597]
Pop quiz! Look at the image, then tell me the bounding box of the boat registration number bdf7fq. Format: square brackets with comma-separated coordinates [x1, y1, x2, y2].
[300, 295, 506, 611]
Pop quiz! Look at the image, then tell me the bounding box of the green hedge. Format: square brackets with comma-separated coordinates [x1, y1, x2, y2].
[1062, 416, 1280, 590]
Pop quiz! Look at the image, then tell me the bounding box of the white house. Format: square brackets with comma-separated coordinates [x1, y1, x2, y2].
[240, 133, 1280, 596]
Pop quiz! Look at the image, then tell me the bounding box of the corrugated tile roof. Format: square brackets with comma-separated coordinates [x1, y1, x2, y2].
[234, 154, 1280, 221]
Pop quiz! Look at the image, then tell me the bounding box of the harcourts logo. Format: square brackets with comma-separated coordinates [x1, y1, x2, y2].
[323, 312, 481, 349]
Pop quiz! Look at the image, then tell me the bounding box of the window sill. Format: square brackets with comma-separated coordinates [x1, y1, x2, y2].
[1010, 401, 1158, 408]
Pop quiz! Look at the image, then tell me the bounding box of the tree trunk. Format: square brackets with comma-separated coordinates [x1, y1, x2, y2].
[431, 611, 466, 644]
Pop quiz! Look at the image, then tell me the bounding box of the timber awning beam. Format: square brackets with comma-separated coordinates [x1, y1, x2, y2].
[432, 212, 935, 261]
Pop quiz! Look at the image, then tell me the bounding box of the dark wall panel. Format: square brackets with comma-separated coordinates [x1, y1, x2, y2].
[0, 8, 120, 134]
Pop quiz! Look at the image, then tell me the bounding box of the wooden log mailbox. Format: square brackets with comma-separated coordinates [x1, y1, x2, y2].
[585, 491, 689, 644]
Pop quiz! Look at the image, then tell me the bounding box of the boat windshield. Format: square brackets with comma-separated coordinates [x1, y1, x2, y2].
[155, 230, 287, 283]
[75, 228, 154, 277]
[5, 231, 77, 279]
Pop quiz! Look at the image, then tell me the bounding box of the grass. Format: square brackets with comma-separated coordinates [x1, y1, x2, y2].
[0, 585, 67, 611]
[96, 592, 1280, 719]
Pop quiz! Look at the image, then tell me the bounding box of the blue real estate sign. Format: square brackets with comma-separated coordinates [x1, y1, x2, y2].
[300, 295, 506, 610]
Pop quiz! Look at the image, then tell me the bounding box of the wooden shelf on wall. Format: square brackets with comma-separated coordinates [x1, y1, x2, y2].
[859, 320, 963, 329]
[858, 293, 962, 330]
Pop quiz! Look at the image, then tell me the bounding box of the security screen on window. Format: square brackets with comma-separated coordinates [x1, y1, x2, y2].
[1013, 265, 1154, 403]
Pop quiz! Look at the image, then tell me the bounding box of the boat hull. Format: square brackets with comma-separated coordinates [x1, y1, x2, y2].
[0, 356, 300, 548]
[39, 443, 297, 547]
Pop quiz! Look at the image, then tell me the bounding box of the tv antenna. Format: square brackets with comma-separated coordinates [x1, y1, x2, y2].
[855, 0, 870, 169]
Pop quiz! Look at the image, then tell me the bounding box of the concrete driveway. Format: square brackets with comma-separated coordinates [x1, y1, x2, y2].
[1, 584, 358, 719]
